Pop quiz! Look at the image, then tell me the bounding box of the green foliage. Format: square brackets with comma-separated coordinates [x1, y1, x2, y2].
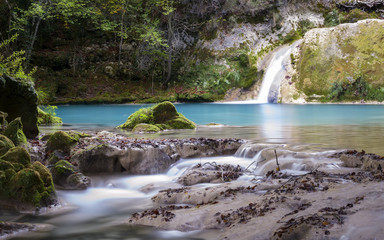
[38, 106, 62, 125]
[0, 34, 34, 82]
[324, 9, 340, 27]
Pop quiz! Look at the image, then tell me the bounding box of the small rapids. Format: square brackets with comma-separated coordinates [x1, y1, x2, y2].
[8, 144, 346, 240]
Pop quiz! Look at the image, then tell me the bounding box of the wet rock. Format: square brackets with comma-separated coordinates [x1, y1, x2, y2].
[0, 221, 54, 239]
[177, 163, 243, 186]
[333, 150, 384, 171]
[46, 131, 78, 154]
[0, 134, 15, 156]
[4, 118, 27, 146]
[0, 74, 39, 138]
[119, 146, 172, 174]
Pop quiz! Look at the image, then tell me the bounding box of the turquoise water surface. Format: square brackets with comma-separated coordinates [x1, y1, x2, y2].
[55, 103, 384, 127]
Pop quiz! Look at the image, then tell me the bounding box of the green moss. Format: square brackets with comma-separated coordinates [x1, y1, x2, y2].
[32, 161, 54, 190]
[0, 134, 15, 156]
[37, 107, 63, 125]
[118, 101, 196, 130]
[4, 118, 27, 146]
[11, 168, 46, 206]
[46, 131, 78, 154]
[132, 123, 161, 133]
[51, 160, 76, 185]
[1, 147, 31, 168]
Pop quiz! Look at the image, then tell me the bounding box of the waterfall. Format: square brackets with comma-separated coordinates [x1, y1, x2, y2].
[256, 42, 299, 103]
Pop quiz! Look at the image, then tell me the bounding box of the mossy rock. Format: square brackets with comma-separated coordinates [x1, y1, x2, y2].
[0, 111, 7, 127]
[32, 161, 54, 190]
[152, 101, 179, 123]
[132, 123, 161, 133]
[117, 101, 196, 130]
[1, 147, 31, 168]
[50, 160, 75, 186]
[67, 131, 91, 141]
[37, 107, 62, 125]
[11, 168, 50, 206]
[0, 134, 15, 156]
[4, 118, 27, 146]
[46, 131, 78, 154]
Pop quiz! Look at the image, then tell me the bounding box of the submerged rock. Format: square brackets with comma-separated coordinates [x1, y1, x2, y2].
[4, 118, 27, 146]
[117, 101, 196, 131]
[132, 123, 161, 133]
[0, 74, 39, 138]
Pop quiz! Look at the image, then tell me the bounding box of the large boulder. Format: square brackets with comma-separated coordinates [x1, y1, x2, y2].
[0, 111, 7, 129]
[3, 118, 27, 146]
[0, 74, 38, 138]
[0, 134, 14, 156]
[119, 146, 173, 174]
[71, 144, 125, 174]
[117, 101, 196, 131]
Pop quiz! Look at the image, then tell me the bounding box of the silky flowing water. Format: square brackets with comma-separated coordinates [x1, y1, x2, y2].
[3, 103, 384, 239]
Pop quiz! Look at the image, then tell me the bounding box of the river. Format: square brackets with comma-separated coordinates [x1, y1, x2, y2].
[3, 103, 384, 239]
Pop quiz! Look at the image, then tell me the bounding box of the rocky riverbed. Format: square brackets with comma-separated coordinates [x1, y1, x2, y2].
[2, 131, 384, 240]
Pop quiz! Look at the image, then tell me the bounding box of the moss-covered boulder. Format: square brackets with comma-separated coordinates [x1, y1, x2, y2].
[132, 123, 161, 133]
[46, 131, 78, 154]
[37, 107, 62, 125]
[4, 118, 27, 146]
[50, 160, 90, 190]
[0, 134, 15, 156]
[1, 147, 31, 168]
[0, 150, 55, 210]
[117, 101, 196, 131]
[0, 74, 39, 138]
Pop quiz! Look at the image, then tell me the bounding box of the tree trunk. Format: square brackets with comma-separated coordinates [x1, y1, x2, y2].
[25, 16, 42, 68]
[164, 13, 173, 88]
[118, 5, 126, 72]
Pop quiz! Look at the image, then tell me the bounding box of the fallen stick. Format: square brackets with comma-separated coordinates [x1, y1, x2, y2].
[275, 149, 280, 171]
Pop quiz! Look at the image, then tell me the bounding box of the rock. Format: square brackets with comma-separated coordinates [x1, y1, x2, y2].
[1, 147, 31, 168]
[72, 144, 124, 174]
[132, 123, 161, 133]
[0, 149, 56, 210]
[0, 221, 54, 239]
[3, 118, 27, 146]
[335, 150, 384, 171]
[46, 131, 78, 154]
[119, 146, 173, 174]
[0, 111, 7, 128]
[177, 163, 243, 186]
[50, 160, 90, 190]
[0, 134, 15, 156]
[37, 107, 62, 125]
[0, 74, 38, 138]
[47, 150, 66, 165]
[117, 101, 196, 131]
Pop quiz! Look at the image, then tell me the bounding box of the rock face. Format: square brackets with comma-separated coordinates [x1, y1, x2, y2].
[0, 147, 56, 210]
[117, 101, 196, 131]
[0, 74, 38, 138]
[293, 19, 384, 102]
